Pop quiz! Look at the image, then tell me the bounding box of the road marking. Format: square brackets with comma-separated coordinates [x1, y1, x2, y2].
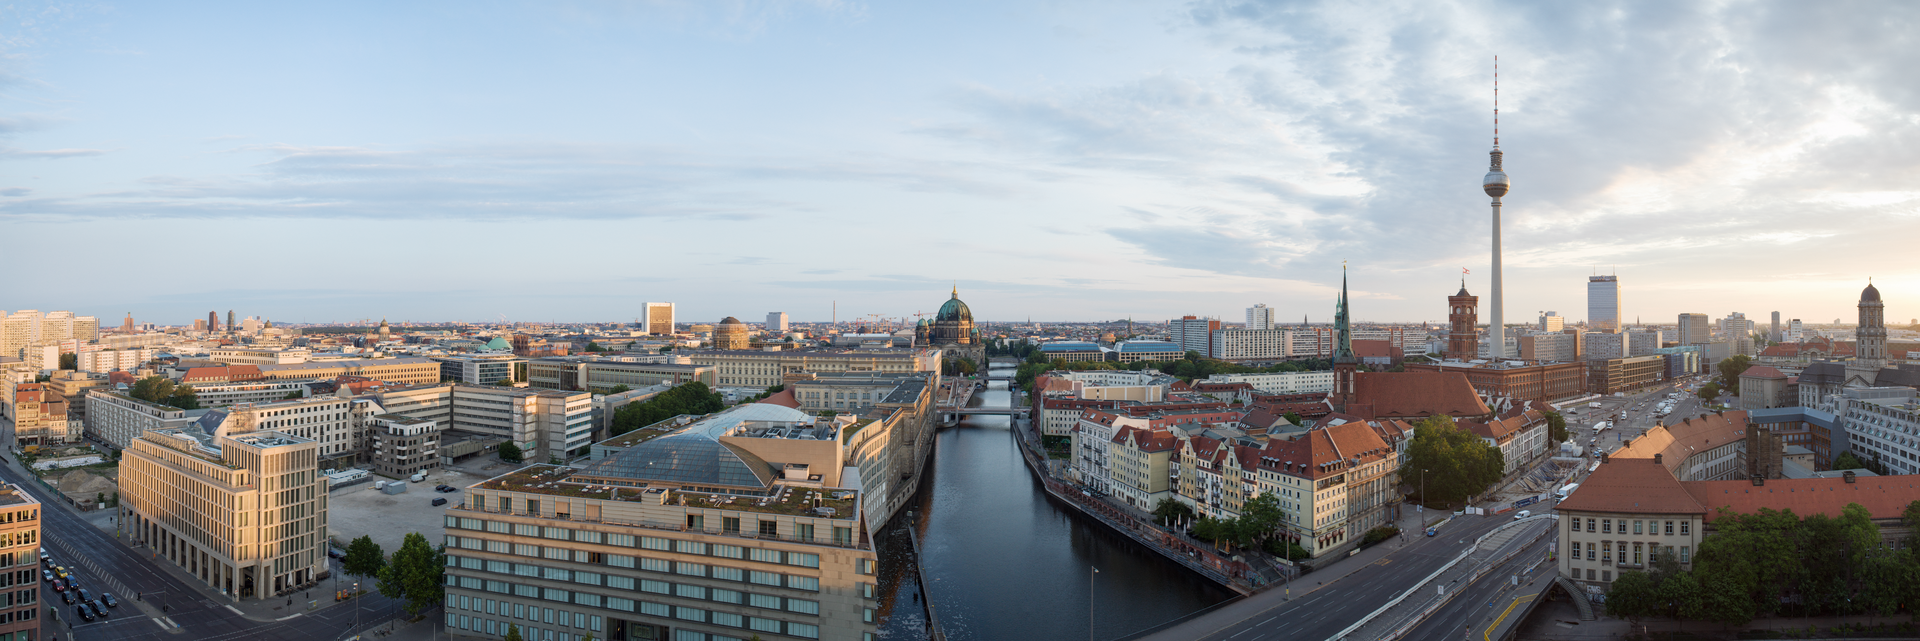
[1231, 628, 1252, 638]
[226, 604, 243, 615]
[276, 612, 302, 621]
[1483, 593, 1537, 641]
[151, 617, 172, 630]
[1373, 558, 1392, 566]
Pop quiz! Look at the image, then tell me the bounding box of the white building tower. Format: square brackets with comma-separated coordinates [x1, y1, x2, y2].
[1483, 58, 1511, 359]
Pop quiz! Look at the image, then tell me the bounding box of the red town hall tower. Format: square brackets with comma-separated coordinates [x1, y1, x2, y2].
[1448, 280, 1480, 360]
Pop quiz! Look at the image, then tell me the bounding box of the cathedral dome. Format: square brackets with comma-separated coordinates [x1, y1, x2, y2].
[1862, 282, 1882, 303]
[937, 291, 972, 323]
[719, 316, 745, 325]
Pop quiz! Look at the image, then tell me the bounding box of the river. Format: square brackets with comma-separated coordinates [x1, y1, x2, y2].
[875, 365, 1233, 640]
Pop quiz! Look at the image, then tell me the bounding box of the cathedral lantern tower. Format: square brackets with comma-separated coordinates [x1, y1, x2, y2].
[1858, 280, 1887, 369]
[1448, 280, 1480, 360]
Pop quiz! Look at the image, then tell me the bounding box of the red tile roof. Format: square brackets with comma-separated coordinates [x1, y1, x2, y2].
[1112, 425, 1180, 452]
[1353, 339, 1396, 359]
[1740, 365, 1786, 379]
[754, 388, 801, 409]
[107, 371, 136, 386]
[1613, 411, 1748, 473]
[1556, 458, 1706, 515]
[1686, 476, 1920, 523]
[1348, 371, 1490, 420]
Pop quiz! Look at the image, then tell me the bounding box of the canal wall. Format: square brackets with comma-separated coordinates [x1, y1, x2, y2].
[902, 522, 950, 641]
[1007, 419, 1253, 596]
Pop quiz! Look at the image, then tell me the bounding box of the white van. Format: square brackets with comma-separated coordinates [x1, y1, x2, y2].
[1513, 510, 1532, 520]
[410, 472, 427, 483]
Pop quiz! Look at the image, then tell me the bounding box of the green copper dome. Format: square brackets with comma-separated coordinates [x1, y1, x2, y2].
[937, 287, 972, 323]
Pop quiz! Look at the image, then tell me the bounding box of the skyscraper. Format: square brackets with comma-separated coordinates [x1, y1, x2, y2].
[1587, 276, 1620, 332]
[1482, 59, 1511, 359]
[227, 310, 236, 334]
[643, 302, 676, 335]
[1677, 313, 1710, 345]
[1169, 316, 1219, 356]
[1246, 304, 1274, 331]
[765, 311, 789, 333]
[208, 311, 219, 333]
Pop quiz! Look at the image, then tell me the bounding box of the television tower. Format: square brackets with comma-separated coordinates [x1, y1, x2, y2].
[1482, 57, 1511, 359]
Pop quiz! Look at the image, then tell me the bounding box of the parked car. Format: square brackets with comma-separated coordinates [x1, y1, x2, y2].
[328, 548, 347, 559]
[89, 600, 108, 617]
[77, 588, 92, 603]
[60, 590, 74, 605]
[100, 593, 118, 608]
[431, 497, 448, 507]
[41, 570, 52, 582]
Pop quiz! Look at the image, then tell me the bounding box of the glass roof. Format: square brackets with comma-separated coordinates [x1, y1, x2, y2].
[580, 403, 813, 488]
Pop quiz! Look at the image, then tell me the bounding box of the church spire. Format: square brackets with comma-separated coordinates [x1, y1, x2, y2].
[1335, 263, 1355, 361]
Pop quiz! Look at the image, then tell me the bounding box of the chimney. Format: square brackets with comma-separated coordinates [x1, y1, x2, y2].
[1600, 453, 1609, 464]
[1654, 453, 1662, 465]
[1843, 470, 1856, 484]
[1751, 475, 1764, 486]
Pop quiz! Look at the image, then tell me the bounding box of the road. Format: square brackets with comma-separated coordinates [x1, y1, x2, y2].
[1561, 375, 1715, 456]
[1161, 514, 1514, 641]
[1399, 534, 1554, 641]
[1, 418, 426, 641]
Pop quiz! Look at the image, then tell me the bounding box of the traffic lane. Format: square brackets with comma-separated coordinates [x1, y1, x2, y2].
[1195, 516, 1515, 641]
[1, 463, 207, 608]
[1403, 535, 1551, 641]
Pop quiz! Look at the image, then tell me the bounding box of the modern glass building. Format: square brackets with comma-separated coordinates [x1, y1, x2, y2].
[1587, 276, 1621, 332]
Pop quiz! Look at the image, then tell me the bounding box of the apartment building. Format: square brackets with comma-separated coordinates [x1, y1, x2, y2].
[1113, 341, 1185, 363]
[1169, 316, 1219, 356]
[119, 427, 328, 599]
[684, 349, 939, 389]
[525, 358, 716, 393]
[258, 357, 441, 385]
[1255, 419, 1398, 558]
[1461, 408, 1551, 477]
[75, 346, 157, 373]
[1034, 398, 1125, 437]
[86, 391, 203, 449]
[1611, 411, 1750, 481]
[1175, 435, 1258, 521]
[0, 482, 42, 639]
[1832, 388, 1920, 476]
[1107, 427, 1178, 509]
[1210, 329, 1305, 362]
[1202, 371, 1336, 395]
[369, 414, 444, 479]
[11, 383, 75, 446]
[443, 407, 879, 640]
[371, 384, 593, 462]
[45, 370, 109, 428]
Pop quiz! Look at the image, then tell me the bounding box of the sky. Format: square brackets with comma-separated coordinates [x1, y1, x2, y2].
[2, 1, 1918, 327]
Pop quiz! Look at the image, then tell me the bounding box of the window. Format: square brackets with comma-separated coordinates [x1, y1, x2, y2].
[749, 571, 782, 586]
[686, 515, 704, 531]
[787, 599, 819, 615]
[674, 540, 706, 555]
[1571, 542, 1581, 558]
[711, 588, 743, 604]
[675, 562, 707, 577]
[574, 572, 602, 586]
[1602, 519, 1611, 534]
[675, 584, 706, 599]
[787, 622, 820, 639]
[641, 537, 670, 551]
[710, 611, 743, 627]
[1586, 518, 1595, 532]
[1664, 521, 1674, 535]
[1633, 521, 1643, 535]
[758, 521, 778, 537]
[749, 594, 781, 609]
[641, 580, 670, 594]
[607, 534, 635, 548]
[1602, 547, 1611, 563]
[1602, 570, 1612, 582]
[607, 575, 635, 590]
[1680, 546, 1690, 563]
[608, 555, 635, 569]
[834, 527, 853, 546]
[711, 544, 744, 559]
[787, 576, 819, 591]
[1587, 546, 1595, 561]
[749, 549, 782, 564]
[1680, 521, 1690, 535]
[1585, 569, 1595, 580]
[787, 553, 819, 569]
[723, 517, 740, 534]
[796, 524, 814, 541]
[674, 606, 705, 622]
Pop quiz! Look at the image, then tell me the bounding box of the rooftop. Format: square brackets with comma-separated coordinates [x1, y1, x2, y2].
[1556, 458, 1706, 515]
[477, 464, 859, 518]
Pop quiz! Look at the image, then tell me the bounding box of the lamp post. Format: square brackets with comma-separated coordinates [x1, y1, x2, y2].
[1089, 566, 1099, 641]
[1419, 469, 1431, 529]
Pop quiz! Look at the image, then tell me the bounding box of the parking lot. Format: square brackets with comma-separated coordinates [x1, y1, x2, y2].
[328, 467, 493, 554]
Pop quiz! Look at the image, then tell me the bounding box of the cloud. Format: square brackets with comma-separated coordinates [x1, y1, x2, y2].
[0, 188, 28, 197]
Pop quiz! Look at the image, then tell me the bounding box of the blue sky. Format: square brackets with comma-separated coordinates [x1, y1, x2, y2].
[3, 1, 1918, 327]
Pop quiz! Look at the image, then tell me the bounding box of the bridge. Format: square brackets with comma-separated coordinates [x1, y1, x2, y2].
[943, 407, 1029, 417]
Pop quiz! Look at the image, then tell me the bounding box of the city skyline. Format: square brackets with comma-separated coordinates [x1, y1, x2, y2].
[3, 3, 1918, 324]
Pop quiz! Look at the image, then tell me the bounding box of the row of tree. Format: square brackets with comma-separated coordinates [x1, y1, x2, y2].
[130, 376, 201, 410]
[1608, 502, 1920, 627]
[341, 533, 446, 616]
[1155, 494, 1312, 561]
[608, 382, 725, 436]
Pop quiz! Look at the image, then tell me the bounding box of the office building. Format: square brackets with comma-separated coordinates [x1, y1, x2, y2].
[227, 310, 236, 334]
[77, 346, 157, 373]
[1738, 366, 1792, 410]
[120, 426, 328, 599]
[1582, 331, 1628, 361]
[1246, 304, 1274, 331]
[1169, 316, 1218, 356]
[372, 384, 593, 462]
[787, 372, 931, 415]
[1785, 318, 1805, 343]
[176, 379, 314, 410]
[644, 302, 676, 335]
[1518, 332, 1578, 363]
[257, 357, 441, 385]
[526, 358, 716, 393]
[73, 316, 99, 342]
[86, 391, 204, 449]
[1626, 329, 1663, 356]
[217, 396, 357, 461]
[1588, 276, 1621, 332]
[434, 353, 524, 385]
[1771, 311, 1781, 343]
[714, 317, 751, 351]
[685, 348, 940, 390]
[1209, 329, 1302, 362]
[208, 311, 220, 333]
[1538, 311, 1563, 333]
[0, 482, 41, 638]
[765, 312, 789, 333]
[1676, 313, 1710, 345]
[444, 405, 879, 641]
[368, 414, 444, 479]
[1721, 312, 1754, 342]
[1406, 361, 1587, 404]
[210, 347, 313, 366]
[1587, 355, 1666, 394]
[1830, 387, 1920, 476]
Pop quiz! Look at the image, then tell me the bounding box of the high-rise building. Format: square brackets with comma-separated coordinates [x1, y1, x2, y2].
[765, 312, 789, 333]
[1169, 316, 1219, 356]
[1587, 276, 1621, 332]
[1785, 319, 1804, 343]
[1627, 329, 1664, 356]
[644, 302, 676, 335]
[122, 313, 136, 333]
[1677, 313, 1711, 345]
[227, 310, 236, 334]
[1447, 281, 1480, 361]
[1771, 311, 1782, 343]
[1, 310, 41, 359]
[209, 311, 220, 333]
[1538, 311, 1563, 332]
[120, 426, 329, 599]
[1246, 304, 1274, 331]
[1858, 281, 1887, 369]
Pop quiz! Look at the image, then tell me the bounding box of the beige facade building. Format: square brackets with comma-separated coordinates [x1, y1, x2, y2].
[0, 482, 43, 639]
[46, 370, 109, 428]
[370, 384, 594, 462]
[686, 349, 940, 390]
[258, 357, 441, 385]
[525, 358, 716, 393]
[76, 346, 158, 373]
[1587, 354, 1665, 394]
[85, 391, 202, 449]
[211, 347, 313, 366]
[217, 397, 357, 462]
[120, 427, 329, 599]
[713, 317, 751, 350]
[11, 383, 75, 446]
[1256, 418, 1402, 558]
[445, 403, 878, 641]
[644, 302, 676, 336]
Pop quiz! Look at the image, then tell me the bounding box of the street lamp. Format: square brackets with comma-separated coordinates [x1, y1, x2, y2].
[1089, 566, 1099, 641]
[1419, 469, 1431, 529]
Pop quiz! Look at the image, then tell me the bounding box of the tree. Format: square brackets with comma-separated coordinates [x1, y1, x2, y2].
[497, 441, 524, 463]
[1398, 415, 1505, 508]
[1237, 493, 1284, 546]
[1151, 497, 1193, 526]
[58, 353, 76, 370]
[376, 532, 445, 616]
[1543, 410, 1569, 444]
[606, 385, 631, 395]
[1695, 382, 1721, 404]
[505, 624, 524, 641]
[609, 382, 725, 436]
[343, 535, 386, 580]
[165, 384, 200, 410]
[494, 377, 516, 386]
[1281, 412, 1304, 427]
[282, 390, 304, 400]
[1606, 570, 1658, 621]
[1716, 354, 1753, 393]
[584, 341, 607, 352]
[130, 376, 177, 404]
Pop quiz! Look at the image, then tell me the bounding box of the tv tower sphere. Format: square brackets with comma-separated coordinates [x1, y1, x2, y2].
[1483, 148, 1509, 198]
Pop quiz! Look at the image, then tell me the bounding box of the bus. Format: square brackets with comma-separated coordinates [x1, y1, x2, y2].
[1555, 483, 1580, 500]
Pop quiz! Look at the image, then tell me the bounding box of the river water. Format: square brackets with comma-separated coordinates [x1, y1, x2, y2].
[876, 365, 1233, 640]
